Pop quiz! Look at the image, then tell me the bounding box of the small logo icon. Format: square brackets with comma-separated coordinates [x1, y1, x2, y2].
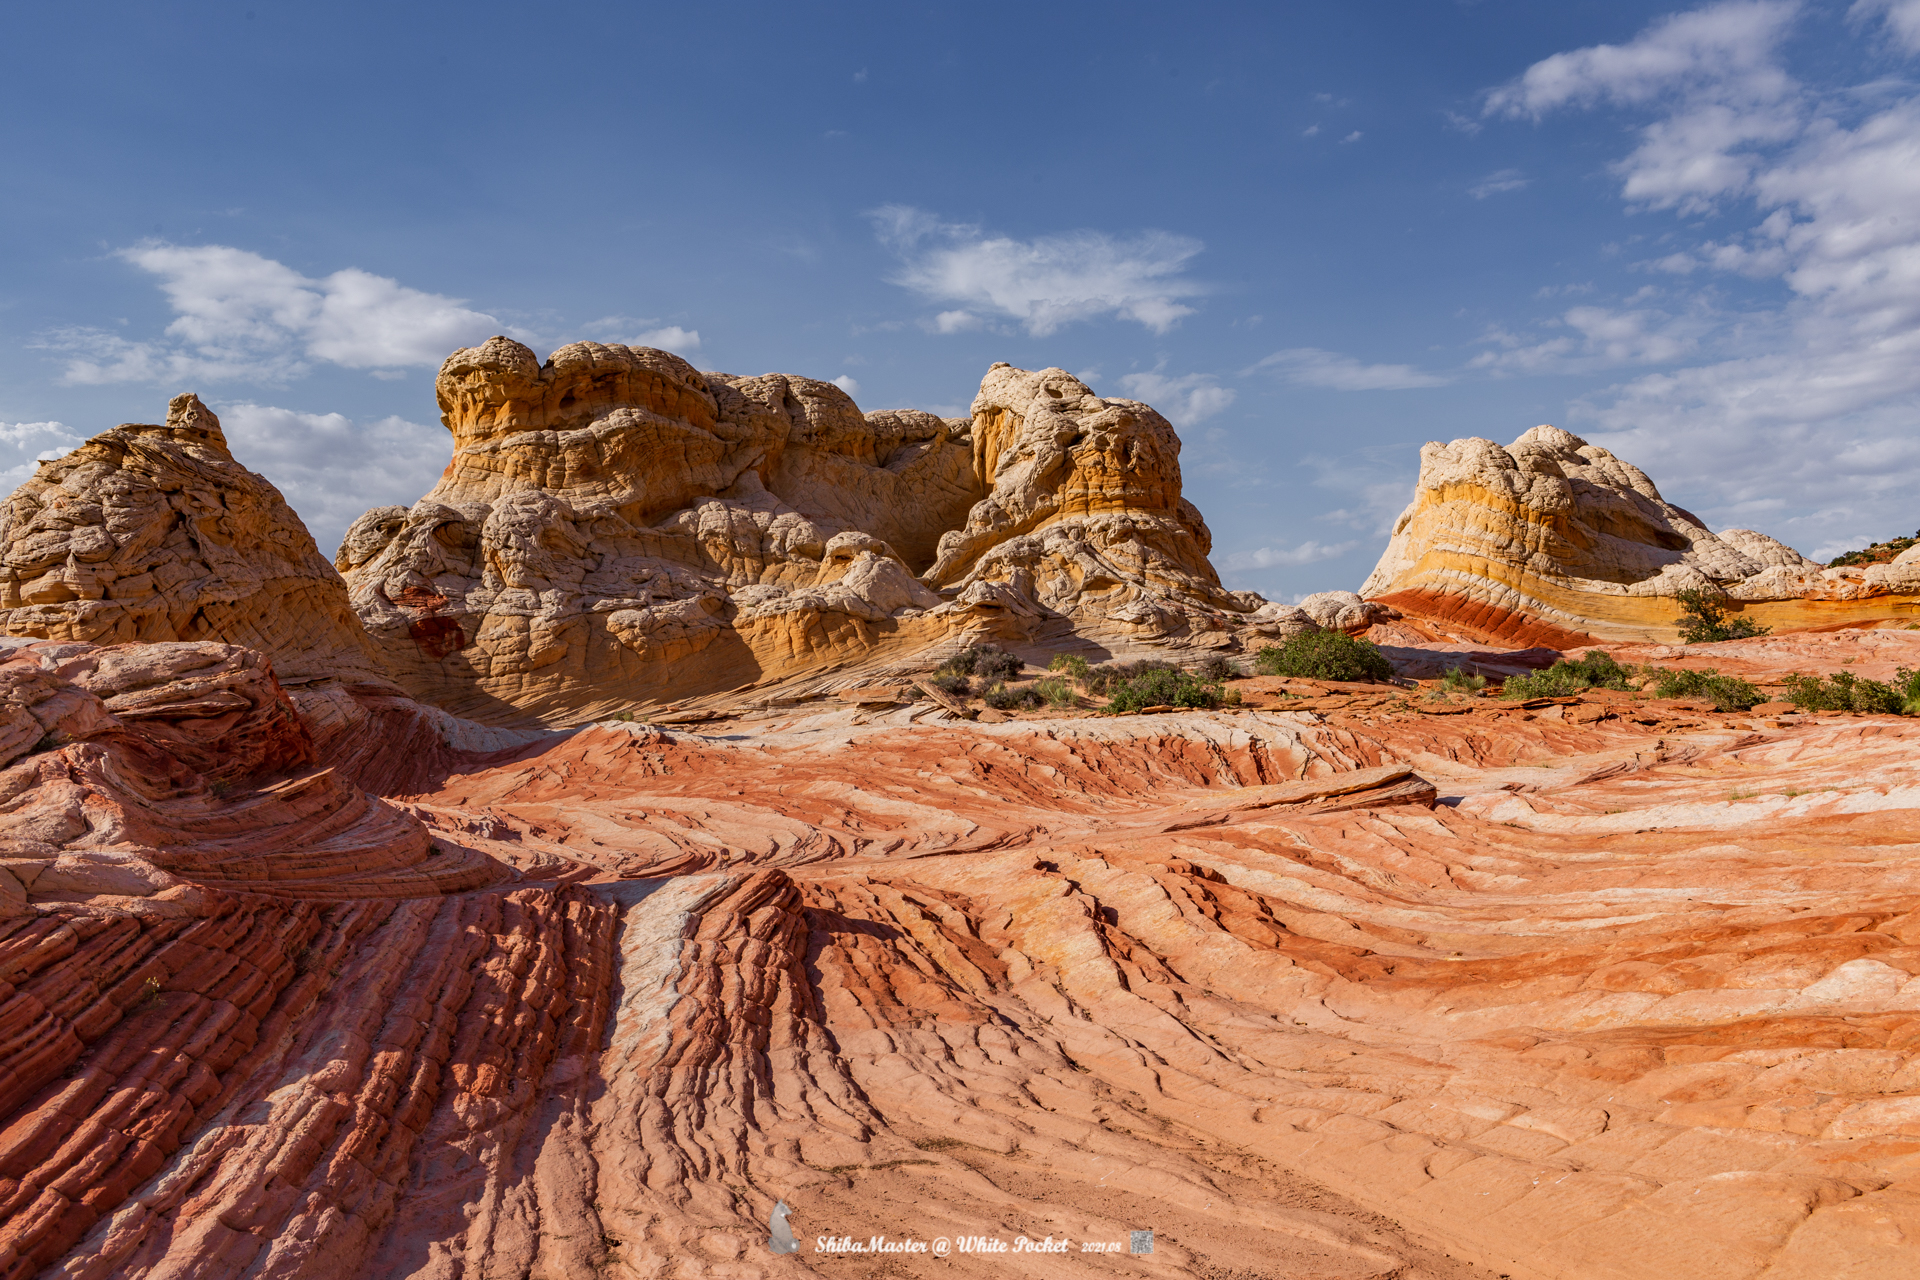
[932, 1237, 951, 1257]
[767, 1201, 797, 1255]
[1129, 1229, 1153, 1255]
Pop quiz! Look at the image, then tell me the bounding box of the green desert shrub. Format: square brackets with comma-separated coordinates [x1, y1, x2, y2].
[1032, 675, 1078, 707]
[1500, 651, 1633, 700]
[1104, 667, 1225, 714]
[1252, 631, 1394, 683]
[1046, 653, 1091, 682]
[939, 644, 1024, 682]
[982, 681, 1044, 711]
[1780, 669, 1915, 714]
[1433, 667, 1488, 697]
[1826, 532, 1919, 568]
[1079, 658, 1177, 695]
[1673, 587, 1770, 644]
[1192, 654, 1243, 681]
[1646, 667, 1763, 711]
[927, 672, 973, 699]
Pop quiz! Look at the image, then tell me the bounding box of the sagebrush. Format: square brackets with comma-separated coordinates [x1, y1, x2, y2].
[1253, 631, 1394, 682]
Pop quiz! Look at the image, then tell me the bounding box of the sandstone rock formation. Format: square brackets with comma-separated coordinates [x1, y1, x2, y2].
[0, 627, 1916, 1277]
[0, 395, 397, 689]
[337, 342, 1279, 725]
[1362, 424, 1920, 644]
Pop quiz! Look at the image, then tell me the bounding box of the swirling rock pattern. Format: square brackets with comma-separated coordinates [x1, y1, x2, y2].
[1362, 424, 1920, 644]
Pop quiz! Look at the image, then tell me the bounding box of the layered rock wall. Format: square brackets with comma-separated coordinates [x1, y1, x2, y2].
[338, 341, 1293, 725]
[1362, 425, 1920, 643]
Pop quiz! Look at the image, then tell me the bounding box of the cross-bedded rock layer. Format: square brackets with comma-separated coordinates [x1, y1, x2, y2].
[0, 627, 1916, 1277]
[335, 342, 1303, 725]
[1361, 424, 1920, 644]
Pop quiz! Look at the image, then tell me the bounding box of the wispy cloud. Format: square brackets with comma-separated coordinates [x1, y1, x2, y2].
[1470, 302, 1707, 374]
[1468, 168, 1530, 198]
[0, 421, 84, 493]
[215, 402, 451, 555]
[868, 204, 1208, 336]
[1114, 368, 1235, 427]
[579, 315, 702, 354]
[1485, 0, 1920, 548]
[1248, 347, 1449, 390]
[45, 243, 522, 385]
[1219, 539, 1357, 571]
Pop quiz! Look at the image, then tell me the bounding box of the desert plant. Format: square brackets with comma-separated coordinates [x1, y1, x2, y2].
[939, 644, 1023, 682]
[1079, 658, 1177, 695]
[1252, 631, 1394, 683]
[1500, 652, 1633, 700]
[1826, 532, 1920, 568]
[927, 672, 973, 699]
[1646, 666, 1763, 711]
[1439, 666, 1488, 693]
[982, 681, 1044, 711]
[1033, 675, 1078, 707]
[1192, 654, 1243, 681]
[1673, 587, 1770, 644]
[1047, 653, 1091, 682]
[1781, 670, 1904, 714]
[1104, 667, 1225, 713]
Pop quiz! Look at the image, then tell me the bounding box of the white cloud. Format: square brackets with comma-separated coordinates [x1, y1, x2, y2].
[1249, 347, 1450, 390]
[46, 243, 518, 385]
[1492, 0, 1920, 550]
[580, 316, 702, 354]
[831, 374, 861, 396]
[1302, 124, 1321, 137]
[1468, 168, 1530, 198]
[0, 421, 84, 494]
[868, 204, 1207, 336]
[1219, 540, 1358, 571]
[1852, 0, 1920, 53]
[215, 403, 451, 557]
[1340, 131, 1364, 144]
[1114, 369, 1236, 428]
[1470, 303, 1706, 373]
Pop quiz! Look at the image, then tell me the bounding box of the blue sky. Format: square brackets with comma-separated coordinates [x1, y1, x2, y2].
[7, 1, 1920, 597]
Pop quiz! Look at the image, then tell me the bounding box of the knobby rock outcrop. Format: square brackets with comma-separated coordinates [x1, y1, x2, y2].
[1362, 424, 1920, 643]
[0, 395, 396, 689]
[337, 341, 1293, 724]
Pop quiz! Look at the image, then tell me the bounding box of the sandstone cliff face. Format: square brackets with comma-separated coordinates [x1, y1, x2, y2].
[0, 396, 397, 690]
[339, 342, 1281, 725]
[1362, 424, 1920, 643]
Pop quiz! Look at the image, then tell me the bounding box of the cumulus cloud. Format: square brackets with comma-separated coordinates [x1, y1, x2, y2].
[0, 421, 84, 494]
[1114, 369, 1235, 427]
[1249, 347, 1449, 390]
[1471, 303, 1707, 373]
[1219, 540, 1358, 571]
[869, 204, 1207, 336]
[579, 316, 702, 354]
[46, 243, 519, 385]
[214, 403, 452, 556]
[1469, 168, 1530, 198]
[831, 374, 861, 396]
[1489, 0, 1920, 549]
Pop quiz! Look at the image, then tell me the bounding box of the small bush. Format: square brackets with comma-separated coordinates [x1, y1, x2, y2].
[927, 672, 973, 699]
[1827, 532, 1919, 568]
[982, 681, 1044, 711]
[1499, 652, 1633, 700]
[1434, 667, 1488, 697]
[1104, 667, 1225, 713]
[940, 644, 1023, 682]
[1647, 666, 1763, 711]
[1047, 653, 1091, 681]
[1673, 587, 1770, 644]
[1782, 670, 1905, 714]
[1033, 675, 1078, 707]
[1253, 631, 1394, 683]
[1080, 658, 1177, 695]
[1192, 654, 1243, 682]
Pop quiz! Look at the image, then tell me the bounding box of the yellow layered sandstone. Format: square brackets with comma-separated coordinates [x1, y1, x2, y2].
[1361, 425, 1920, 643]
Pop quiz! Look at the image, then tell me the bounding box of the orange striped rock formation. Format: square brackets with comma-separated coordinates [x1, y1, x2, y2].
[1361, 424, 1920, 644]
[335, 342, 1302, 725]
